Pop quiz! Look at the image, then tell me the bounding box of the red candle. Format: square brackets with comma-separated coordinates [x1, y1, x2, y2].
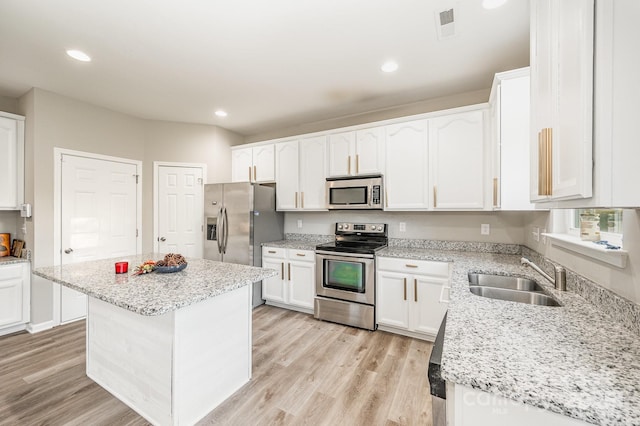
[115, 261, 129, 274]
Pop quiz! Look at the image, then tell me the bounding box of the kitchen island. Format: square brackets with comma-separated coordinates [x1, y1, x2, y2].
[34, 253, 278, 426]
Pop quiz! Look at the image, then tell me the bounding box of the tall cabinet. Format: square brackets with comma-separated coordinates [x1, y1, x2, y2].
[529, 0, 594, 202]
[0, 111, 25, 209]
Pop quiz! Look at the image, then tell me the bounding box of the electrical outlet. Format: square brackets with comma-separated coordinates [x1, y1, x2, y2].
[481, 224, 490, 235]
[399, 222, 406, 232]
[532, 226, 540, 242]
[297, 219, 303, 229]
[541, 229, 547, 244]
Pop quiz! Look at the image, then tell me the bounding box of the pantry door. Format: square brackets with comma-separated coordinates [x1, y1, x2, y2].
[57, 151, 140, 324]
[154, 163, 205, 258]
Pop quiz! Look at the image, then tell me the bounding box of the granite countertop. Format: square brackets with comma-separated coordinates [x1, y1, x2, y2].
[378, 247, 640, 426]
[34, 253, 278, 316]
[0, 256, 29, 265]
[262, 239, 320, 251]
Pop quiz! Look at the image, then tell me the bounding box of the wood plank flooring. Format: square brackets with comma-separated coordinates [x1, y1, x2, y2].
[0, 305, 434, 426]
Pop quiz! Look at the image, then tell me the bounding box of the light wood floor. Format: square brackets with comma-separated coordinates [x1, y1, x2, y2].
[0, 305, 434, 426]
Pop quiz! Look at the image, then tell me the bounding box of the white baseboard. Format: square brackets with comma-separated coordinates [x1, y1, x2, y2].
[0, 323, 27, 337]
[27, 320, 55, 334]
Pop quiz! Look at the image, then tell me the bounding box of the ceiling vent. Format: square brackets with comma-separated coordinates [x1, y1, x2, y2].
[436, 8, 456, 40]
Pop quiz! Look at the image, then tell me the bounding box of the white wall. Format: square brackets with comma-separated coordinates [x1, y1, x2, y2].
[17, 88, 240, 326]
[523, 210, 640, 304]
[0, 95, 20, 115]
[286, 211, 527, 244]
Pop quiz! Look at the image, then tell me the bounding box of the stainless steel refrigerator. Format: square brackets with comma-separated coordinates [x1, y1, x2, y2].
[204, 182, 284, 307]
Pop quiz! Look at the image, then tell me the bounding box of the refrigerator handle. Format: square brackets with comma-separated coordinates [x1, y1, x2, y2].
[216, 207, 223, 254]
[223, 207, 230, 254]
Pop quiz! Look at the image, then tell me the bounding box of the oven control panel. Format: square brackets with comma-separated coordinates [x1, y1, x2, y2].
[336, 223, 387, 234]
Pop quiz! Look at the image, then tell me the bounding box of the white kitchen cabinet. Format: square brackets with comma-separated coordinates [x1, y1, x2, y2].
[376, 257, 450, 340]
[530, 0, 640, 208]
[429, 110, 486, 210]
[530, 0, 594, 203]
[0, 112, 25, 210]
[384, 119, 430, 210]
[489, 68, 535, 210]
[327, 128, 384, 177]
[0, 262, 30, 336]
[262, 246, 315, 313]
[274, 136, 327, 211]
[231, 144, 275, 183]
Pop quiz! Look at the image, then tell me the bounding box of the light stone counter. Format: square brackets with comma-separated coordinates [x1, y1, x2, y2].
[378, 247, 640, 426]
[34, 253, 278, 316]
[0, 256, 29, 265]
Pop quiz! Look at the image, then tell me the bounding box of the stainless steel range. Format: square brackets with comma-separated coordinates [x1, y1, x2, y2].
[314, 222, 388, 330]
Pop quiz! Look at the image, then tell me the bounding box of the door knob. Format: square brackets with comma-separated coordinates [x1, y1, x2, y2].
[64, 248, 73, 254]
[160, 237, 166, 242]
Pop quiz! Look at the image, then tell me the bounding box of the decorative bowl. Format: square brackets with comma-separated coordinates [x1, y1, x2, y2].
[154, 263, 188, 273]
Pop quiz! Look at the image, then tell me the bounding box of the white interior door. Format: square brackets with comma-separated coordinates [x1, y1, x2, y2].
[156, 165, 204, 258]
[61, 154, 139, 323]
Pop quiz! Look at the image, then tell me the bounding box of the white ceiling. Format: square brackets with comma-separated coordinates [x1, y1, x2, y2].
[0, 0, 530, 136]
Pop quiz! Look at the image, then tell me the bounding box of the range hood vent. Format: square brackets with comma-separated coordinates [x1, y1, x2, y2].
[436, 8, 456, 40]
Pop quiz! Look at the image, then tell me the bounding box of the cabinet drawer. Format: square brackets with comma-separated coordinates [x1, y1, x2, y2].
[288, 249, 314, 262]
[262, 247, 286, 259]
[0, 264, 24, 280]
[377, 257, 450, 277]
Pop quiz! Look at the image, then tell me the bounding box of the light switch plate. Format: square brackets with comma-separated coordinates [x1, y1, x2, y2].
[399, 222, 406, 232]
[481, 224, 490, 235]
[297, 219, 303, 229]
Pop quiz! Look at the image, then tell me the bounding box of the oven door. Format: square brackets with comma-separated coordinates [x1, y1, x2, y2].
[315, 251, 375, 305]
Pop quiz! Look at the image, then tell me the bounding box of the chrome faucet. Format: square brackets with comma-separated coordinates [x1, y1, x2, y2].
[520, 257, 566, 291]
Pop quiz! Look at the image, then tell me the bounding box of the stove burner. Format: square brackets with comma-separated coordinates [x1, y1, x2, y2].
[316, 222, 388, 255]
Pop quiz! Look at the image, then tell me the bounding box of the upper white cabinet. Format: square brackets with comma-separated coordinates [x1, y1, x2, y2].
[0, 262, 30, 336]
[231, 144, 275, 183]
[275, 136, 327, 211]
[531, 0, 640, 208]
[384, 119, 430, 210]
[429, 110, 485, 210]
[529, 0, 594, 203]
[490, 68, 535, 210]
[0, 112, 25, 210]
[327, 127, 384, 177]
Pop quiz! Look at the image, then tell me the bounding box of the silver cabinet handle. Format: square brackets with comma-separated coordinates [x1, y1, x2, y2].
[64, 248, 73, 254]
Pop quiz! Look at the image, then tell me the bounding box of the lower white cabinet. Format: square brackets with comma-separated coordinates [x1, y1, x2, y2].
[262, 247, 315, 313]
[376, 257, 450, 340]
[0, 262, 30, 336]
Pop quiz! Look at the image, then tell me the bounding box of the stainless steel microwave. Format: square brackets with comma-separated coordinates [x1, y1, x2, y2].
[326, 175, 383, 210]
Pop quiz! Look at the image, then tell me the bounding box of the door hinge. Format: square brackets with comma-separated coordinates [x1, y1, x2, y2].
[133, 174, 139, 184]
[198, 178, 203, 185]
[136, 229, 139, 237]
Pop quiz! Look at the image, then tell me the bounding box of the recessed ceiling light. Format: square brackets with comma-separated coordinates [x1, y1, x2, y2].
[66, 49, 91, 62]
[381, 61, 399, 73]
[214, 110, 228, 117]
[482, 0, 508, 10]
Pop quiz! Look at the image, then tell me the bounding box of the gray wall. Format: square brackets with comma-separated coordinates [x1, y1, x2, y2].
[16, 88, 240, 326]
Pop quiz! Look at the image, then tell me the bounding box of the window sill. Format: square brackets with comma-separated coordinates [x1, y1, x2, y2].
[542, 233, 628, 268]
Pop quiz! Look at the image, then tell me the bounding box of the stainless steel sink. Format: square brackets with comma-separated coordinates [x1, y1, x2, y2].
[468, 273, 544, 292]
[468, 286, 561, 306]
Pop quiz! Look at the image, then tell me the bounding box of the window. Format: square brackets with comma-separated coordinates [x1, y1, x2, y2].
[567, 209, 623, 247]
